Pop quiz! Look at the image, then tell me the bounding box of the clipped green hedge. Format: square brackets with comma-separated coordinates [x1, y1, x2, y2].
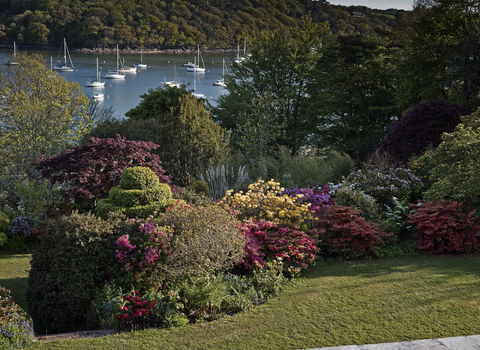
[26, 212, 141, 334]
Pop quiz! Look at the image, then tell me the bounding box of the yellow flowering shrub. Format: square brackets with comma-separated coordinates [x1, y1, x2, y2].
[219, 179, 313, 224]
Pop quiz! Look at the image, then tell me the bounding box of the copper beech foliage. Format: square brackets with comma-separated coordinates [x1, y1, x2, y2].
[33, 135, 171, 208]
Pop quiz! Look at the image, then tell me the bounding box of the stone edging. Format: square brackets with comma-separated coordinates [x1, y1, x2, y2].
[35, 329, 116, 342]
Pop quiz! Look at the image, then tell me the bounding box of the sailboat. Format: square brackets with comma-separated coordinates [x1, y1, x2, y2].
[187, 45, 206, 73]
[54, 38, 75, 71]
[233, 37, 248, 66]
[191, 73, 205, 99]
[213, 59, 227, 87]
[5, 42, 18, 66]
[164, 63, 181, 88]
[134, 49, 147, 68]
[86, 58, 105, 87]
[105, 45, 125, 79]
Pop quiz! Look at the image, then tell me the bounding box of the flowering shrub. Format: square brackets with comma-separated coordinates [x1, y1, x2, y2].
[115, 290, 187, 331]
[6, 217, 37, 237]
[238, 220, 318, 275]
[408, 200, 480, 254]
[334, 183, 383, 223]
[314, 205, 394, 259]
[220, 179, 313, 224]
[283, 185, 334, 218]
[115, 218, 172, 294]
[0, 286, 34, 349]
[344, 168, 423, 210]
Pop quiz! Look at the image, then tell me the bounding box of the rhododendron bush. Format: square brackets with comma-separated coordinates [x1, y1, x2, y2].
[408, 200, 480, 254]
[238, 220, 318, 275]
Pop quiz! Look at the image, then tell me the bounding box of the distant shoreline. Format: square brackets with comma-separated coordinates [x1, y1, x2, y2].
[0, 44, 239, 55]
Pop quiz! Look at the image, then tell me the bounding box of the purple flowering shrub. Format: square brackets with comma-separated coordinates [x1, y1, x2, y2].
[344, 168, 422, 210]
[283, 185, 334, 218]
[0, 286, 34, 349]
[238, 220, 318, 276]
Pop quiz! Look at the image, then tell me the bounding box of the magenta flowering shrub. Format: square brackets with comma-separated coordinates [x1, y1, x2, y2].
[283, 185, 334, 218]
[115, 218, 173, 293]
[238, 220, 318, 275]
[115, 291, 162, 331]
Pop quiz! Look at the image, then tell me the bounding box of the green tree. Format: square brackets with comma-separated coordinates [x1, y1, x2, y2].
[313, 34, 402, 160]
[397, 0, 480, 110]
[125, 85, 189, 121]
[213, 17, 332, 153]
[420, 106, 480, 207]
[157, 94, 229, 186]
[0, 53, 92, 171]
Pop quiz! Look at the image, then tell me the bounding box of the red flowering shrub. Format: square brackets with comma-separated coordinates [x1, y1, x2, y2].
[314, 205, 394, 259]
[408, 200, 480, 254]
[115, 291, 162, 331]
[238, 220, 318, 275]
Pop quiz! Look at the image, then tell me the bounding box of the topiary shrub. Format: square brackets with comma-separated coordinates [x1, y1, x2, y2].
[408, 200, 480, 254]
[314, 205, 394, 259]
[0, 286, 34, 349]
[96, 167, 180, 219]
[26, 212, 141, 334]
[369, 99, 472, 164]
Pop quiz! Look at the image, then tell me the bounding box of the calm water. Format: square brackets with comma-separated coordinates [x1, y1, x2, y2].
[0, 48, 231, 118]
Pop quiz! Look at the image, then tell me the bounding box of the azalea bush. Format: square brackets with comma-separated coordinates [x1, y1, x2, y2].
[408, 200, 480, 254]
[0, 286, 34, 349]
[283, 185, 334, 218]
[238, 220, 318, 276]
[314, 205, 394, 259]
[220, 179, 313, 224]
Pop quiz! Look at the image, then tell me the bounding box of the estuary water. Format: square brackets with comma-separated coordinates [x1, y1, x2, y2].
[0, 48, 232, 119]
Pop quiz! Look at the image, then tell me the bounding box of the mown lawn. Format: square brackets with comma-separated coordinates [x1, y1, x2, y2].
[2, 254, 480, 350]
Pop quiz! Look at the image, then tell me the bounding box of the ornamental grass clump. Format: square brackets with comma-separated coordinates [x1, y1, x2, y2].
[220, 179, 313, 224]
[408, 200, 480, 254]
[0, 286, 34, 349]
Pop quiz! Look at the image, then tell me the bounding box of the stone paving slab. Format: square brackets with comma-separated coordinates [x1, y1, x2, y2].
[303, 334, 480, 350]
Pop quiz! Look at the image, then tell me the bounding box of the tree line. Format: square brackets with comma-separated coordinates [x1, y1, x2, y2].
[0, 0, 406, 48]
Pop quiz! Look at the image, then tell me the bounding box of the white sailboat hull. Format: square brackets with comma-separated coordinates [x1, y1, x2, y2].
[54, 65, 74, 71]
[105, 72, 125, 79]
[86, 81, 105, 87]
[187, 67, 205, 73]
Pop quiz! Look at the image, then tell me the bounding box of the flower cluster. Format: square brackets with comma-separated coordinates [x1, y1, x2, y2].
[220, 179, 314, 224]
[238, 220, 318, 275]
[344, 168, 422, 209]
[283, 185, 334, 218]
[0, 286, 34, 349]
[6, 217, 37, 237]
[115, 291, 161, 331]
[115, 217, 172, 293]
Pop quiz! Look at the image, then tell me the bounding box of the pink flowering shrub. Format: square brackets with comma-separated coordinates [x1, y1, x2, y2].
[408, 200, 480, 254]
[314, 205, 394, 259]
[238, 220, 318, 275]
[115, 218, 172, 293]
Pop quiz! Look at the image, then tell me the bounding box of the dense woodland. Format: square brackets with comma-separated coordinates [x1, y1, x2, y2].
[0, 0, 407, 48]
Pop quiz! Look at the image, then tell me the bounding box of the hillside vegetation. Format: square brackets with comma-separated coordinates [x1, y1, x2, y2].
[0, 0, 406, 49]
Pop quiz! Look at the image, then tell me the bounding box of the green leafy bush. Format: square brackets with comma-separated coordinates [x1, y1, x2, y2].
[26, 212, 141, 334]
[408, 200, 480, 254]
[0, 212, 10, 233]
[0, 286, 34, 349]
[334, 183, 384, 223]
[96, 167, 180, 219]
[173, 187, 214, 207]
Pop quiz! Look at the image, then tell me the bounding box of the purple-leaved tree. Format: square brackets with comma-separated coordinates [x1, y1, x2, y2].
[33, 135, 171, 209]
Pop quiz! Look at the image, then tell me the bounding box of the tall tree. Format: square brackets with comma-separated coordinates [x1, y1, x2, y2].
[213, 17, 332, 153]
[0, 52, 91, 172]
[397, 0, 480, 110]
[312, 34, 402, 160]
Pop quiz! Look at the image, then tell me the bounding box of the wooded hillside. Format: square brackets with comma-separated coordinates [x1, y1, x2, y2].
[0, 0, 407, 49]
